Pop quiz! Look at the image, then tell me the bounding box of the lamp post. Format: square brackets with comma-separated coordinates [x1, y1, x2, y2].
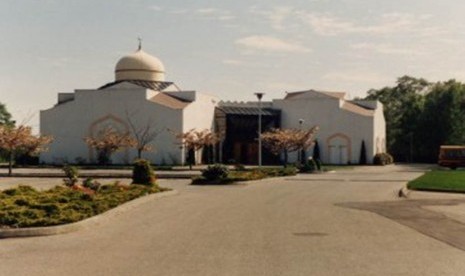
[298, 119, 304, 164]
[255, 93, 264, 168]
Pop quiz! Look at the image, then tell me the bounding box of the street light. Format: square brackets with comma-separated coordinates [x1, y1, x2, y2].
[298, 119, 304, 163]
[255, 92, 265, 168]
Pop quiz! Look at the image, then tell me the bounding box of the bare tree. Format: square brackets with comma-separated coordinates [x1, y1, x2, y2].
[262, 127, 319, 167]
[0, 125, 53, 176]
[125, 112, 162, 159]
[294, 126, 320, 164]
[174, 129, 219, 169]
[84, 126, 136, 165]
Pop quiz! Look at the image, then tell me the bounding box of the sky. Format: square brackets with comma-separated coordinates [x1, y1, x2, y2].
[2, 0, 465, 130]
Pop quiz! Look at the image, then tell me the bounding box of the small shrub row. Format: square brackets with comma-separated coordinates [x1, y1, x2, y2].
[62, 159, 157, 188]
[191, 177, 236, 185]
[191, 165, 297, 185]
[299, 159, 323, 173]
[259, 167, 297, 177]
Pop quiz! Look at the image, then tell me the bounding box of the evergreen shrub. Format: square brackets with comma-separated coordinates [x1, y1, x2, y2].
[299, 160, 316, 173]
[132, 159, 156, 185]
[62, 165, 79, 187]
[234, 163, 246, 171]
[313, 140, 321, 160]
[373, 153, 394, 165]
[202, 164, 229, 181]
[359, 140, 367, 165]
[83, 178, 101, 191]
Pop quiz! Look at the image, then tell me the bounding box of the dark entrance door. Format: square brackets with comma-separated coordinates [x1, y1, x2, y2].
[216, 105, 281, 165]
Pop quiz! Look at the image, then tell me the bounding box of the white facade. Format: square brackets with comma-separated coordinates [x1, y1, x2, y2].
[40, 48, 385, 165]
[272, 90, 386, 164]
[41, 83, 217, 165]
[40, 48, 218, 165]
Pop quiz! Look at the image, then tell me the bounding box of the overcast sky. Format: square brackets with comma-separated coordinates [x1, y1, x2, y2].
[2, 0, 465, 129]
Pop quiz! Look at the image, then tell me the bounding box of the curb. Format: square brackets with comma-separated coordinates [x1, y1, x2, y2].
[398, 186, 411, 198]
[0, 173, 197, 179]
[0, 190, 179, 239]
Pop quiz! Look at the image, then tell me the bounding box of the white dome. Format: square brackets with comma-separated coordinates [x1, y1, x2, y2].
[115, 49, 165, 82]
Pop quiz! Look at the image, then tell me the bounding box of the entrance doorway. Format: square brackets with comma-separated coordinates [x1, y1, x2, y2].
[327, 134, 351, 164]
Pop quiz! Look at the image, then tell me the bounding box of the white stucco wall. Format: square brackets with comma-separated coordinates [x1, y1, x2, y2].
[373, 102, 387, 154]
[41, 83, 383, 166]
[180, 92, 218, 164]
[40, 84, 185, 165]
[182, 92, 218, 132]
[352, 100, 386, 157]
[272, 92, 381, 164]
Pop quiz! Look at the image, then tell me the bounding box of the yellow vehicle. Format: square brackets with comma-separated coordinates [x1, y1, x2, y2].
[438, 145, 465, 169]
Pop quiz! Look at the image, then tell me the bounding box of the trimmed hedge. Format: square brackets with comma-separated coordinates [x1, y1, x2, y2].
[191, 167, 297, 185]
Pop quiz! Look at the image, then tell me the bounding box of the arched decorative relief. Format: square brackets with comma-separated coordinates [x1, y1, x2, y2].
[87, 114, 131, 163]
[326, 133, 352, 164]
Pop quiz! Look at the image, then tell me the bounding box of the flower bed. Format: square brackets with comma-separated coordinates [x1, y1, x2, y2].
[0, 183, 168, 228]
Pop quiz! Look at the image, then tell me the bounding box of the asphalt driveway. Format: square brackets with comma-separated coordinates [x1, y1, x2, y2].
[2, 164, 465, 275]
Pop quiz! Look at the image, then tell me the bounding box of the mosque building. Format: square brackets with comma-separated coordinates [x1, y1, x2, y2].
[40, 46, 386, 165]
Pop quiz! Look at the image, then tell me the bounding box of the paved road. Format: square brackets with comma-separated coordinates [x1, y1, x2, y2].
[2, 165, 465, 275]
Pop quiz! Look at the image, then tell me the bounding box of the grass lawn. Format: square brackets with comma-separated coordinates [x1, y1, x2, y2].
[407, 170, 465, 193]
[0, 183, 168, 228]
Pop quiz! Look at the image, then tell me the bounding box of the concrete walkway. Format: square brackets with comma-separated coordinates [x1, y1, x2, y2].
[0, 167, 201, 179]
[2, 165, 465, 275]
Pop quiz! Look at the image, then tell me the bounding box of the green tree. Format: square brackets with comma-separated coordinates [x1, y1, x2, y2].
[367, 76, 465, 163]
[417, 80, 465, 161]
[359, 140, 367, 165]
[365, 76, 431, 161]
[0, 102, 13, 126]
[313, 140, 320, 160]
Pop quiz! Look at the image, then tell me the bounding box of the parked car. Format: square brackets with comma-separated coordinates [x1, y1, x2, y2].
[438, 145, 465, 169]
